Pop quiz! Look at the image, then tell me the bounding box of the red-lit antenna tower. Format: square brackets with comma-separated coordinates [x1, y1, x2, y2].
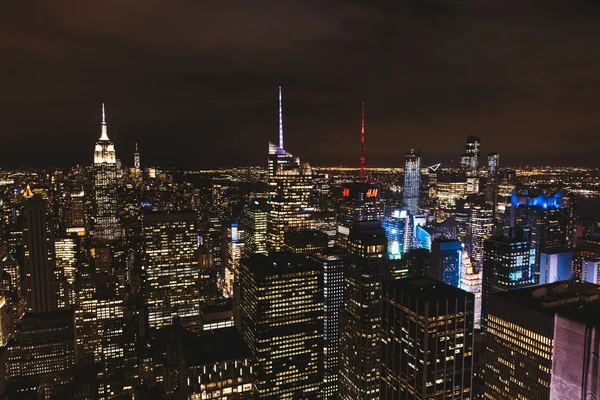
[359, 101, 366, 182]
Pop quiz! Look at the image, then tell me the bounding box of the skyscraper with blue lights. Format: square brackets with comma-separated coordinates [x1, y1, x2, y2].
[382, 209, 411, 259]
[430, 238, 463, 288]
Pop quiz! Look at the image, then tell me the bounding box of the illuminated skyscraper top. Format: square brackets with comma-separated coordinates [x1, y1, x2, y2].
[278, 85, 284, 151]
[134, 143, 140, 171]
[94, 103, 116, 165]
[360, 102, 365, 183]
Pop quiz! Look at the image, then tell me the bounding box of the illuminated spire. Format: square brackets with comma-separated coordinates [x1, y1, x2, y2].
[278, 86, 284, 151]
[360, 101, 366, 183]
[24, 184, 34, 198]
[99, 103, 110, 141]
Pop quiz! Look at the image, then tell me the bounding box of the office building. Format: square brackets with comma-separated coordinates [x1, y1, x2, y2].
[339, 221, 388, 400]
[573, 232, 600, 280]
[284, 228, 328, 255]
[466, 203, 494, 268]
[225, 223, 244, 297]
[311, 247, 346, 400]
[460, 250, 483, 329]
[430, 238, 463, 288]
[266, 87, 313, 252]
[93, 104, 121, 241]
[239, 252, 323, 398]
[483, 281, 600, 400]
[507, 189, 571, 269]
[403, 149, 421, 216]
[461, 136, 480, 194]
[381, 277, 474, 399]
[242, 200, 267, 256]
[486, 153, 499, 208]
[6, 309, 75, 379]
[550, 304, 600, 399]
[336, 183, 384, 249]
[482, 228, 536, 327]
[581, 258, 600, 284]
[23, 194, 56, 313]
[539, 249, 574, 284]
[150, 323, 254, 399]
[142, 211, 201, 330]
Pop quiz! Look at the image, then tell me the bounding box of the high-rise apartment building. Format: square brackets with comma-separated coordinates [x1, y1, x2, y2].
[483, 281, 600, 400]
[142, 211, 200, 330]
[311, 247, 346, 400]
[339, 221, 388, 400]
[381, 277, 475, 399]
[482, 228, 536, 328]
[239, 252, 323, 399]
[403, 149, 421, 216]
[23, 194, 56, 313]
[93, 104, 121, 241]
[266, 87, 313, 252]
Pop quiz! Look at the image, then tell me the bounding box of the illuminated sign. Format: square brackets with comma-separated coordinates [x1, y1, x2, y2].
[342, 188, 350, 197]
[366, 188, 378, 198]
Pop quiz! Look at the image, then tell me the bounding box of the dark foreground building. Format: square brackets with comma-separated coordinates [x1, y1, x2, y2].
[380, 277, 475, 399]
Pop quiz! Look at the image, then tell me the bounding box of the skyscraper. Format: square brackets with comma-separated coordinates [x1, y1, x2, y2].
[93, 104, 121, 241]
[238, 252, 323, 398]
[311, 247, 346, 400]
[336, 183, 383, 249]
[23, 194, 56, 313]
[466, 203, 494, 268]
[430, 238, 463, 288]
[381, 277, 475, 399]
[339, 221, 388, 400]
[242, 200, 267, 256]
[382, 208, 411, 259]
[461, 135, 480, 194]
[403, 149, 421, 216]
[482, 228, 536, 328]
[487, 152, 499, 179]
[483, 281, 600, 400]
[266, 87, 313, 252]
[142, 211, 201, 330]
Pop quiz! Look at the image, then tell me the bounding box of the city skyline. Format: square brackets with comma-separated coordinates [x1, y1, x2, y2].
[2, 0, 600, 168]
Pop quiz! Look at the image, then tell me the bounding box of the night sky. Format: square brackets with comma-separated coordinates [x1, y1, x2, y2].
[2, 0, 600, 169]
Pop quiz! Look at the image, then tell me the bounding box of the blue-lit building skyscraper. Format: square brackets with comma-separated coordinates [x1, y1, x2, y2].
[382, 209, 411, 259]
[403, 149, 421, 216]
[430, 238, 462, 288]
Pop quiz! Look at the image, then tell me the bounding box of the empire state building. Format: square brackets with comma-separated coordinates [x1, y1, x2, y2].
[93, 104, 121, 241]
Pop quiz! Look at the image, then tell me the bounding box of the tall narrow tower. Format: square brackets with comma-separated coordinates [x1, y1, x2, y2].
[23, 195, 57, 312]
[403, 149, 421, 216]
[93, 104, 121, 241]
[266, 87, 313, 252]
[134, 143, 140, 171]
[359, 102, 365, 183]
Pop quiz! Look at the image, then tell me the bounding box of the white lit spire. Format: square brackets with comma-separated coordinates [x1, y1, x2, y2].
[99, 103, 110, 141]
[278, 86, 284, 150]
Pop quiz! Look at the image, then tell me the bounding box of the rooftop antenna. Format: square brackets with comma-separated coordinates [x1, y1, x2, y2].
[360, 101, 366, 183]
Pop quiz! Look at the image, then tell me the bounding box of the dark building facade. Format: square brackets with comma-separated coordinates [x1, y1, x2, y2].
[339, 221, 388, 400]
[381, 277, 475, 399]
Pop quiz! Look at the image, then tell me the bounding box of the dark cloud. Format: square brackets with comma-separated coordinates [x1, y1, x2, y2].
[1, 0, 600, 168]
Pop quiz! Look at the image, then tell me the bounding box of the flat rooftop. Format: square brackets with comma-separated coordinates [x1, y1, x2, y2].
[494, 280, 600, 315]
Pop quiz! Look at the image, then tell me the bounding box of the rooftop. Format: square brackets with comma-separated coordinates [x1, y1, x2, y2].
[385, 276, 471, 301]
[494, 280, 600, 316]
